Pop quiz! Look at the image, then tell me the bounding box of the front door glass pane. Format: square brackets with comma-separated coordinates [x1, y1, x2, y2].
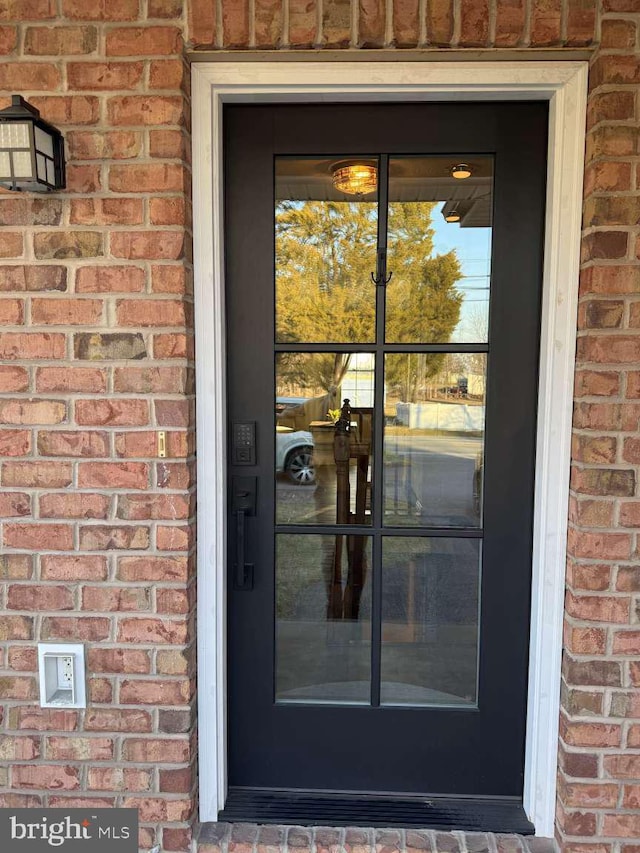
[381, 537, 480, 706]
[275, 157, 379, 344]
[276, 352, 374, 526]
[383, 353, 486, 527]
[276, 534, 372, 704]
[385, 156, 493, 344]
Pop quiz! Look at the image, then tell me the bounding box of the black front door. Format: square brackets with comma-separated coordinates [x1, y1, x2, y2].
[223, 103, 547, 825]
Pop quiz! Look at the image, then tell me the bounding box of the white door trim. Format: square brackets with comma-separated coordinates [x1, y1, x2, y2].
[192, 60, 588, 837]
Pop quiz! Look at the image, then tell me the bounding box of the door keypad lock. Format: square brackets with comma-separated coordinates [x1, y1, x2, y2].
[232, 421, 256, 466]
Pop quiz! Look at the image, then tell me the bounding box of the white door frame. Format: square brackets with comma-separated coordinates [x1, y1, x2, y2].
[192, 59, 588, 837]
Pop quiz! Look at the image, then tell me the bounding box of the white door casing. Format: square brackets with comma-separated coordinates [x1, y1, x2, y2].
[191, 59, 588, 837]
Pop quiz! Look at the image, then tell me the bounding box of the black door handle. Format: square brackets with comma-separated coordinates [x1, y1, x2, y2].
[235, 507, 252, 589]
[232, 477, 256, 590]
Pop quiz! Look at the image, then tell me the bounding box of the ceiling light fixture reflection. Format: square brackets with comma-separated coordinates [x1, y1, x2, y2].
[451, 163, 472, 180]
[444, 210, 461, 223]
[332, 161, 377, 197]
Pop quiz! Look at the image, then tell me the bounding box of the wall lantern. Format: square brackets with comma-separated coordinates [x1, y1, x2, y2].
[0, 95, 66, 192]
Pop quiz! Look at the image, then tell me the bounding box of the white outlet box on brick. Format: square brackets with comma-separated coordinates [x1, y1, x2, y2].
[37, 643, 86, 709]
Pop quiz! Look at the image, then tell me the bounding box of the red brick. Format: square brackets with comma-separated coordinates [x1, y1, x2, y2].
[29, 95, 100, 125]
[159, 767, 192, 793]
[0, 616, 34, 640]
[41, 554, 107, 581]
[4, 523, 73, 551]
[223, 0, 250, 46]
[31, 297, 103, 325]
[87, 647, 151, 672]
[253, 0, 283, 46]
[601, 18, 637, 49]
[12, 765, 79, 790]
[563, 656, 622, 687]
[570, 467, 634, 496]
[0, 263, 67, 295]
[0, 491, 30, 517]
[111, 231, 184, 260]
[37, 430, 109, 457]
[3, 461, 72, 487]
[121, 736, 190, 763]
[157, 588, 190, 614]
[116, 298, 186, 327]
[117, 617, 188, 644]
[153, 333, 193, 358]
[566, 591, 630, 623]
[288, 0, 317, 44]
[106, 26, 182, 55]
[9, 708, 78, 731]
[149, 0, 183, 16]
[79, 525, 150, 550]
[566, 0, 596, 45]
[117, 493, 190, 520]
[36, 367, 106, 393]
[0, 554, 33, 579]
[75, 399, 149, 426]
[149, 58, 185, 89]
[70, 198, 144, 226]
[121, 680, 190, 710]
[82, 586, 151, 613]
[574, 369, 620, 397]
[7, 585, 73, 611]
[562, 782, 619, 809]
[591, 55, 640, 87]
[149, 196, 187, 225]
[612, 631, 640, 654]
[67, 130, 142, 160]
[0, 365, 28, 391]
[84, 708, 151, 732]
[64, 164, 102, 193]
[109, 163, 184, 192]
[45, 737, 114, 761]
[568, 529, 632, 560]
[561, 718, 622, 748]
[0, 333, 64, 360]
[0, 231, 23, 257]
[571, 436, 617, 465]
[87, 767, 152, 791]
[585, 163, 632, 196]
[0, 399, 65, 426]
[7, 647, 37, 671]
[0, 62, 60, 91]
[41, 616, 110, 641]
[61, 0, 140, 20]
[24, 25, 98, 54]
[149, 128, 186, 159]
[587, 90, 636, 129]
[604, 755, 640, 778]
[0, 430, 31, 456]
[0, 298, 23, 324]
[530, 0, 561, 45]
[163, 827, 193, 852]
[40, 493, 110, 520]
[78, 461, 149, 489]
[156, 524, 192, 550]
[67, 61, 143, 90]
[114, 366, 187, 393]
[0, 25, 16, 53]
[76, 265, 145, 293]
[459, 0, 489, 45]
[34, 231, 103, 259]
[602, 815, 640, 838]
[151, 265, 188, 293]
[117, 555, 188, 581]
[359, 0, 384, 45]
[585, 126, 638, 161]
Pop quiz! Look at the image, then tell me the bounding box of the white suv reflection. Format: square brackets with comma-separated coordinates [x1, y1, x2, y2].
[276, 397, 315, 485]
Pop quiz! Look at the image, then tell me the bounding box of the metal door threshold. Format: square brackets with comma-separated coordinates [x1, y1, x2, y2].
[219, 788, 535, 833]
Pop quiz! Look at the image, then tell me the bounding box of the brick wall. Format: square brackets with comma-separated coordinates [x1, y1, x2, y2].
[0, 2, 195, 852]
[0, 2, 639, 853]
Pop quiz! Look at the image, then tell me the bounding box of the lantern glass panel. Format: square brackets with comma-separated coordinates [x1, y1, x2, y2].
[0, 151, 10, 177]
[13, 150, 33, 178]
[0, 122, 30, 149]
[46, 160, 55, 184]
[36, 153, 47, 181]
[35, 126, 54, 159]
